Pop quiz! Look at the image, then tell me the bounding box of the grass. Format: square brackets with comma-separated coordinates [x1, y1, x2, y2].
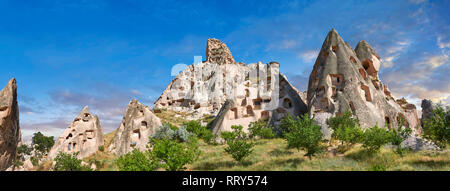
[41, 138, 449, 171]
[155, 110, 190, 126]
[186, 138, 450, 171]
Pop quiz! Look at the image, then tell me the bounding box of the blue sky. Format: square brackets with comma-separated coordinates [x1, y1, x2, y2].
[0, 0, 448, 141]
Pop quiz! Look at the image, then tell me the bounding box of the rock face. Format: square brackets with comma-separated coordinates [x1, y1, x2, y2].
[154, 38, 307, 134]
[307, 29, 418, 138]
[109, 99, 162, 156]
[0, 78, 21, 171]
[48, 106, 104, 159]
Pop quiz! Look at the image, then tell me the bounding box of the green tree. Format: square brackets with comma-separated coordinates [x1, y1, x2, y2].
[116, 149, 158, 171]
[221, 125, 254, 162]
[184, 120, 216, 144]
[149, 136, 200, 171]
[362, 125, 391, 154]
[326, 111, 363, 151]
[53, 152, 92, 171]
[389, 117, 412, 156]
[423, 104, 450, 148]
[32, 132, 55, 153]
[248, 120, 275, 139]
[283, 114, 324, 159]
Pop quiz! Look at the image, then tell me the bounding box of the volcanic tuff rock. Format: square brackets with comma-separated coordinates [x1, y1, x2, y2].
[0, 78, 21, 171]
[307, 29, 419, 138]
[48, 106, 104, 159]
[154, 38, 308, 134]
[420, 99, 435, 127]
[109, 99, 162, 156]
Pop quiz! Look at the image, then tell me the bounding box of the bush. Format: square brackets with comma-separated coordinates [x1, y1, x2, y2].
[152, 123, 176, 140]
[278, 115, 296, 137]
[362, 125, 391, 154]
[153, 124, 193, 142]
[116, 149, 157, 171]
[98, 146, 105, 152]
[327, 111, 363, 150]
[53, 152, 92, 171]
[184, 121, 216, 144]
[283, 114, 324, 159]
[150, 136, 200, 171]
[32, 132, 55, 154]
[17, 144, 33, 156]
[221, 125, 254, 162]
[248, 120, 275, 139]
[423, 104, 450, 148]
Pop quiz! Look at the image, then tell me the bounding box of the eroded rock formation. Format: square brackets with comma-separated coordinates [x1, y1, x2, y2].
[154, 38, 307, 135]
[420, 99, 435, 127]
[307, 29, 419, 138]
[109, 99, 162, 156]
[0, 78, 21, 171]
[48, 106, 104, 159]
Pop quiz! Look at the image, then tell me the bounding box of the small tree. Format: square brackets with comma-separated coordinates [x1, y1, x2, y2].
[423, 104, 450, 148]
[116, 149, 158, 171]
[150, 137, 200, 171]
[32, 132, 55, 154]
[184, 120, 216, 144]
[248, 120, 275, 139]
[53, 152, 92, 171]
[283, 114, 324, 160]
[326, 111, 363, 150]
[221, 125, 254, 162]
[389, 117, 412, 156]
[362, 125, 391, 154]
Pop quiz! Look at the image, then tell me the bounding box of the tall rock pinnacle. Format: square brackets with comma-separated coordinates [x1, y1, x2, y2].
[307, 29, 420, 138]
[206, 38, 235, 65]
[0, 78, 21, 170]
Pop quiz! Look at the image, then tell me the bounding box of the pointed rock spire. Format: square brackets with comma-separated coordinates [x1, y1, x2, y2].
[109, 99, 162, 156]
[0, 78, 21, 171]
[307, 29, 420, 138]
[48, 106, 104, 159]
[206, 38, 235, 65]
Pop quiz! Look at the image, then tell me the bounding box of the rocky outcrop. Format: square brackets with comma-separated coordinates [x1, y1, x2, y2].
[109, 99, 162, 156]
[48, 106, 104, 159]
[421, 99, 435, 127]
[402, 134, 439, 151]
[307, 29, 417, 138]
[155, 38, 308, 135]
[396, 98, 422, 134]
[0, 78, 21, 171]
[206, 38, 235, 65]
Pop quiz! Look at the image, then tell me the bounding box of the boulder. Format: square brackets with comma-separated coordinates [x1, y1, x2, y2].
[48, 106, 104, 159]
[0, 78, 21, 171]
[109, 99, 162, 156]
[307, 29, 417, 138]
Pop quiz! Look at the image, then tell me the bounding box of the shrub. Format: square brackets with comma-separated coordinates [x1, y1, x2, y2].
[116, 149, 157, 171]
[423, 104, 450, 148]
[17, 144, 33, 156]
[32, 132, 55, 154]
[248, 120, 275, 139]
[184, 121, 216, 144]
[277, 115, 296, 137]
[283, 114, 324, 159]
[327, 111, 363, 150]
[98, 145, 105, 152]
[362, 125, 391, 154]
[150, 136, 200, 171]
[175, 126, 190, 142]
[221, 125, 254, 162]
[152, 123, 176, 140]
[389, 117, 412, 156]
[53, 152, 92, 171]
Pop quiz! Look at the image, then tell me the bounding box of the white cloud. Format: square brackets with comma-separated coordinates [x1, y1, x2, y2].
[299, 50, 319, 63]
